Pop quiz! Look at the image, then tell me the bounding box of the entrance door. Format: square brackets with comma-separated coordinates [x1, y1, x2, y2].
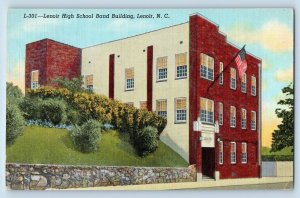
[202, 148, 215, 178]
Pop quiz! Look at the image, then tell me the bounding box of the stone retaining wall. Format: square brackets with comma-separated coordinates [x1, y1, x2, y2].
[6, 163, 196, 190]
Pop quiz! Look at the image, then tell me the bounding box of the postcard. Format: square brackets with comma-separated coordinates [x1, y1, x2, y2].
[6, 8, 294, 190]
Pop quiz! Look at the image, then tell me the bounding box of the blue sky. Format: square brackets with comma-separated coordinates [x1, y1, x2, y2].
[7, 9, 294, 147]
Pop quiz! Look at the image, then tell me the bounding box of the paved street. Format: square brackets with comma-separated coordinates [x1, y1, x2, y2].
[70, 177, 293, 190]
[191, 182, 293, 190]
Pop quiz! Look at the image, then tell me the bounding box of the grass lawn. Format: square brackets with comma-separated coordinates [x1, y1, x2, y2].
[261, 146, 293, 156]
[6, 126, 188, 167]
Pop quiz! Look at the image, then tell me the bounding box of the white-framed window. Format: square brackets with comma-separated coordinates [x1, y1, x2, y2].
[219, 141, 223, 165]
[156, 99, 167, 118]
[175, 98, 187, 123]
[230, 106, 236, 128]
[251, 76, 256, 96]
[125, 68, 134, 90]
[219, 62, 223, 85]
[230, 142, 236, 164]
[124, 102, 134, 107]
[157, 56, 168, 81]
[230, 68, 236, 90]
[241, 73, 247, 93]
[219, 102, 223, 125]
[251, 111, 256, 130]
[241, 108, 247, 129]
[200, 98, 214, 124]
[140, 101, 147, 110]
[31, 70, 39, 89]
[85, 74, 93, 92]
[242, 142, 247, 164]
[200, 53, 214, 81]
[175, 53, 187, 79]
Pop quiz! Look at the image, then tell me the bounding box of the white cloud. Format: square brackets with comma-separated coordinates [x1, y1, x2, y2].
[226, 20, 293, 53]
[105, 19, 154, 32]
[23, 18, 61, 32]
[275, 66, 293, 82]
[7, 60, 25, 93]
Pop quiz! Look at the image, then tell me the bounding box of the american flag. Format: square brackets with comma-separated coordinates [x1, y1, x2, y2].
[235, 47, 247, 79]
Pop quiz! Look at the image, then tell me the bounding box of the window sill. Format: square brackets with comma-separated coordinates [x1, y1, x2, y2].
[230, 126, 236, 128]
[174, 121, 187, 124]
[241, 162, 247, 164]
[230, 87, 237, 90]
[125, 88, 134, 92]
[201, 122, 214, 126]
[156, 79, 167, 83]
[200, 76, 214, 82]
[175, 76, 187, 80]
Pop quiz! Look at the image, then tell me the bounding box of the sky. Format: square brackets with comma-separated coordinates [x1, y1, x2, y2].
[7, 8, 294, 147]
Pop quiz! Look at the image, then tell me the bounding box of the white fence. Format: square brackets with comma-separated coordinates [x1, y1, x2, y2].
[262, 161, 293, 177]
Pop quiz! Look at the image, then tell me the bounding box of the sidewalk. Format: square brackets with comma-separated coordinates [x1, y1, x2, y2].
[69, 177, 293, 190]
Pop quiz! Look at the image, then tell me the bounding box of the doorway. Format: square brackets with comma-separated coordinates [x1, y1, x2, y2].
[202, 147, 215, 178]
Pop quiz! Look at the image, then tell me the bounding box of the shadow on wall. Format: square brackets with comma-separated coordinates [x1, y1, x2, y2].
[160, 134, 188, 162]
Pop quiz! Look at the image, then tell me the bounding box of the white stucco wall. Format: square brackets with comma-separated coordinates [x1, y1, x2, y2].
[81, 22, 190, 161]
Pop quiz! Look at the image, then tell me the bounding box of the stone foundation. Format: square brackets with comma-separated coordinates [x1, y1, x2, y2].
[6, 163, 196, 190]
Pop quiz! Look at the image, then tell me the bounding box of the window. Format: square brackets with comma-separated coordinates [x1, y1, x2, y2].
[219, 141, 223, 165]
[230, 142, 236, 164]
[85, 74, 93, 92]
[125, 68, 134, 90]
[200, 53, 214, 81]
[175, 53, 187, 78]
[219, 62, 223, 85]
[157, 57, 168, 81]
[251, 111, 256, 130]
[230, 106, 236, 127]
[156, 100, 167, 117]
[125, 102, 134, 107]
[230, 68, 236, 90]
[200, 98, 214, 124]
[175, 98, 187, 123]
[251, 76, 256, 96]
[218, 102, 223, 125]
[241, 73, 247, 93]
[31, 70, 39, 89]
[242, 142, 247, 163]
[241, 108, 247, 129]
[140, 101, 147, 110]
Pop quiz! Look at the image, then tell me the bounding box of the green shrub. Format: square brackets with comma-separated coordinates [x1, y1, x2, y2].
[39, 99, 67, 125]
[132, 126, 159, 157]
[262, 155, 293, 161]
[71, 120, 103, 153]
[27, 87, 167, 133]
[6, 102, 25, 145]
[6, 82, 23, 105]
[20, 96, 43, 120]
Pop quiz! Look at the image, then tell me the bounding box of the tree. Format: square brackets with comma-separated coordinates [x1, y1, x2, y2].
[271, 83, 294, 152]
[6, 82, 23, 105]
[52, 76, 86, 93]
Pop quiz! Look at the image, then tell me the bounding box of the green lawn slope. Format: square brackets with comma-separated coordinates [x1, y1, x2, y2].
[6, 126, 188, 167]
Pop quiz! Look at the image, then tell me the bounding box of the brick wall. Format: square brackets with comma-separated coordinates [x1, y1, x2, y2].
[25, 39, 81, 89]
[189, 15, 261, 179]
[6, 163, 196, 190]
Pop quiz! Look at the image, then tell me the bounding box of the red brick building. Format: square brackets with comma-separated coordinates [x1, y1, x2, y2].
[25, 14, 261, 180]
[25, 39, 81, 89]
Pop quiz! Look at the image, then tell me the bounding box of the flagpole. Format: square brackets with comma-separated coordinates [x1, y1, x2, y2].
[205, 45, 246, 97]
